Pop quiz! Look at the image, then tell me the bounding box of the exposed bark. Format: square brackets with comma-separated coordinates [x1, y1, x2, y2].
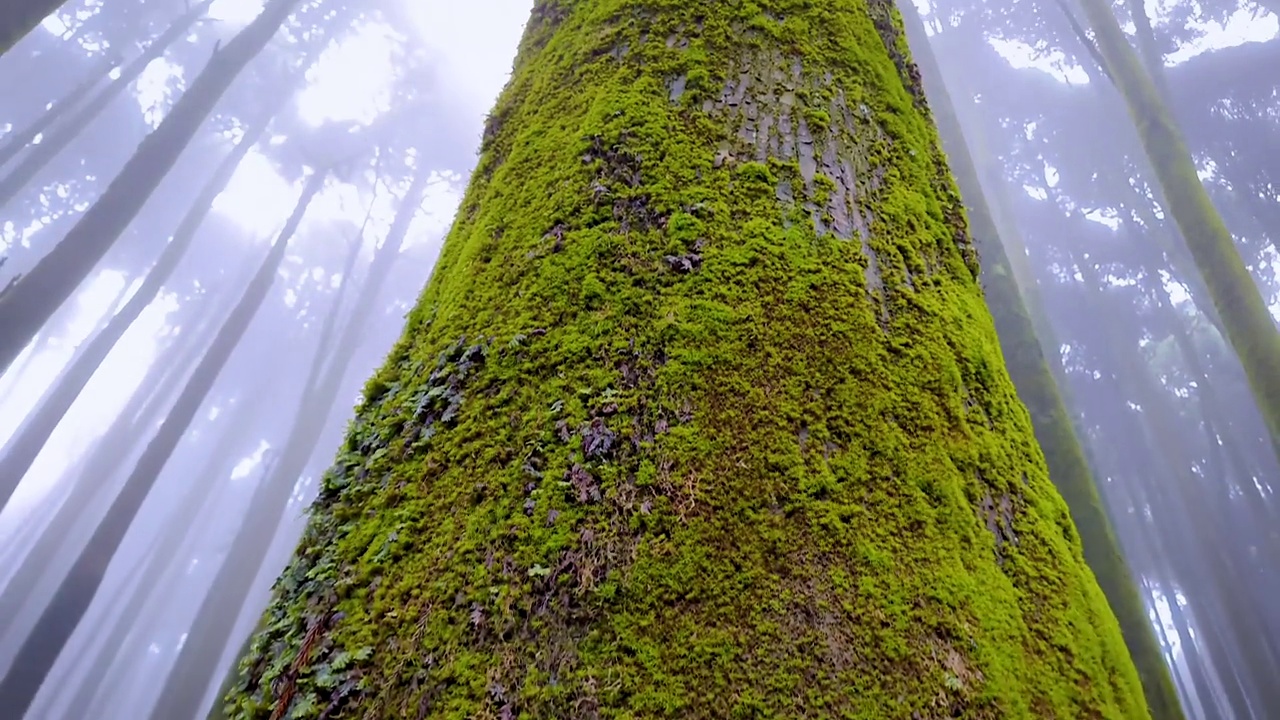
[0, 0, 70, 57]
[223, 2, 1150, 717]
[1076, 0, 1280, 458]
[0, 0, 303, 375]
[0, 97, 285, 508]
[0, 0, 214, 211]
[899, 7, 1184, 718]
[0, 169, 320, 717]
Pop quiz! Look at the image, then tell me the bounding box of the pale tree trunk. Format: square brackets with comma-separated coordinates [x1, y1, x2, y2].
[1077, 0, 1280, 457]
[0, 297, 220, 654]
[0, 169, 322, 717]
[0, 0, 215, 211]
[151, 170, 427, 720]
[0, 0, 303, 375]
[1072, 245, 1280, 718]
[0, 50, 121, 169]
[58, 379, 277, 719]
[0, 94, 286, 503]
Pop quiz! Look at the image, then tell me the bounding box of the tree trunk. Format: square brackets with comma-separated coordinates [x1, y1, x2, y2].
[0, 0, 70, 57]
[151, 171, 425, 720]
[222, 3, 1151, 717]
[1077, 0, 1280, 457]
[899, 8, 1184, 719]
[0, 49, 121, 170]
[0, 0, 214, 211]
[0, 0, 302, 375]
[58, 384, 276, 720]
[1072, 249, 1280, 718]
[0, 96, 285, 508]
[0, 298, 217, 653]
[0, 169, 321, 717]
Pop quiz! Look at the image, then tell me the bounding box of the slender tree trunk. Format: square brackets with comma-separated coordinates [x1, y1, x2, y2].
[1073, 249, 1280, 718]
[224, 2, 1152, 717]
[0, 96, 285, 508]
[0, 0, 214, 211]
[1095, 361, 1256, 720]
[1077, 0, 1280, 456]
[0, 169, 321, 717]
[1122, 0, 1173, 105]
[58, 384, 276, 719]
[154, 172, 426, 720]
[0, 0, 303, 375]
[0, 50, 120, 169]
[899, 9, 1184, 718]
[0, 0, 70, 57]
[0, 295, 222, 649]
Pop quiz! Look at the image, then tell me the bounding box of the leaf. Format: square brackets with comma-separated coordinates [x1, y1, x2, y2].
[330, 651, 353, 671]
[314, 666, 340, 689]
[528, 564, 551, 577]
[287, 693, 319, 719]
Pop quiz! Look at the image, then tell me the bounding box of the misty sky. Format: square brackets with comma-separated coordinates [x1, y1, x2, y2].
[0, 0, 1274, 524]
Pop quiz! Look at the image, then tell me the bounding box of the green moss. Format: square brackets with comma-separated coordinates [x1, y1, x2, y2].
[222, 1, 1151, 718]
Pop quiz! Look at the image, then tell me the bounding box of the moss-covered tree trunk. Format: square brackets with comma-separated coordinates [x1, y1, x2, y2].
[222, 3, 1150, 718]
[898, 6, 1182, 718]
[1077, 0, 1280, 458]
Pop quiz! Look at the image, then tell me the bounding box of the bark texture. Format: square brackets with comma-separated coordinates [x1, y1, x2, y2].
[223, 2, 1149, 718]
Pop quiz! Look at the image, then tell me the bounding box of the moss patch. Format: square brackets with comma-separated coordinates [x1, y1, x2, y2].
[222, 1, 1150, 718]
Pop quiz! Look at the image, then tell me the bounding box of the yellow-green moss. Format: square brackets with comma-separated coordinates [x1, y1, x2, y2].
[221, 1, 1150, 718]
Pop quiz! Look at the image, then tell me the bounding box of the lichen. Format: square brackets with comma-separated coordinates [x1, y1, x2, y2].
[221, 1, 1150, 718]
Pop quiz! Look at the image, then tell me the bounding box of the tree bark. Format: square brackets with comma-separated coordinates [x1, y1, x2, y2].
[222, 2, 1151, 717]
[0, 0, 303, 375]
[0, 169, 321, 718]
[0, 95, 285, 508]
